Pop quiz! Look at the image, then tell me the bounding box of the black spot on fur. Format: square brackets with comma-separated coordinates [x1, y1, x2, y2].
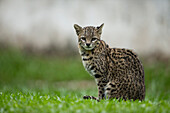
[94, 74, 102, 78]
[83, 57, 93, 61]
[106, 88, 111, 90]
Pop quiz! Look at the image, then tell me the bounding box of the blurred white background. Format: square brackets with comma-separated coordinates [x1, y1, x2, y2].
[0, 0, 169, 56]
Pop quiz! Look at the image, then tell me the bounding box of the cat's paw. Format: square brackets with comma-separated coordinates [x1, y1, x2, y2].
[83, 95, 91, 99]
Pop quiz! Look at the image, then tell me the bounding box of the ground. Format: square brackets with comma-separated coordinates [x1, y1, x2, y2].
[0, 48, 170, 113]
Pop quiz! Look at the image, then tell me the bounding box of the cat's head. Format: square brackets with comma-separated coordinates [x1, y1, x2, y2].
[74, 24, 104, 51]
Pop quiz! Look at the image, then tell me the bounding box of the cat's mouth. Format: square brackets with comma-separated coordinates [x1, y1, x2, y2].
[83, 46, 95, 51]
[84, 47, 93, 50]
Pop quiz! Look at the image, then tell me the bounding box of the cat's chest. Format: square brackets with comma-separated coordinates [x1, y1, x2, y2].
[80, 50, 98, 76]
[81, 55, 96, 75]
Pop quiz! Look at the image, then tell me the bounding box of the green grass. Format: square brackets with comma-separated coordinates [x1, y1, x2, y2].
[0, 48, 170, 113]
[0, 88, 169, 113]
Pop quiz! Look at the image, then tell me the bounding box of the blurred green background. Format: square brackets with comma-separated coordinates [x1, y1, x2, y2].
[0, 47, 170, 101]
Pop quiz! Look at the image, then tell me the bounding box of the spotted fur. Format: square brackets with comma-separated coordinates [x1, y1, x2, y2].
[74, 24, 145, 101]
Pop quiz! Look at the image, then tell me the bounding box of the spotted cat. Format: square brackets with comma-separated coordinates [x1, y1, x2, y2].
[74, 23, 145, 101]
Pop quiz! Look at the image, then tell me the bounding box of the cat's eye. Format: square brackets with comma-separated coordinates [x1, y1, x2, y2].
[91, 38, 97, 42]
[81, 37, 86, 41]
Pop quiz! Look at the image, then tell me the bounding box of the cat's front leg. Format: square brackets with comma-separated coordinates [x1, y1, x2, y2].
[95, 76, 108, 100]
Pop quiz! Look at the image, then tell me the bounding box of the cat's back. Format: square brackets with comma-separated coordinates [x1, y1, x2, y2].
[107, 47, 145, 84]
[108, 47, 144, 75]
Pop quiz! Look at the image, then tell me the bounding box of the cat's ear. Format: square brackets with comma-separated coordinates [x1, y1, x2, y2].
[74, 24, 82, 36]
[96, 23, 104, 35]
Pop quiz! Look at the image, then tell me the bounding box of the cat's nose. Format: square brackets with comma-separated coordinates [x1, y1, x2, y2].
[86, 43, 90, 47]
